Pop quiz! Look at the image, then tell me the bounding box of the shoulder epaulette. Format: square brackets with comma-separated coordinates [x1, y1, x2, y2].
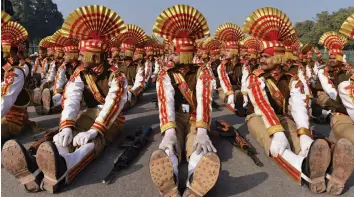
[324, 66, 330, 72]
[108, 65, 118, 72]
[252, 69, 265, 77]
[3, 63, 13, 72]
[342, 64, 351, 71]
[163, 63, 175, 71]
[285, 71, 297, 77]
[75, 65, 85, 73]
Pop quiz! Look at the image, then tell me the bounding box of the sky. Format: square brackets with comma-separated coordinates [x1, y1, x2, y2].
[53, 0, 353, 35]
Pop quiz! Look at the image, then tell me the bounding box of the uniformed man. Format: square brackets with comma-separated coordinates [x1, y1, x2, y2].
[215, 23, 246, 116]
[50, 30, 80, 113]
[2, 5, 128, 193]
[317, 32, 354, 145]
[243, 7, 354, 195]
[149, 4, 220, 197]
[1, 20, 31, 143]
[117, 24, 147, 109]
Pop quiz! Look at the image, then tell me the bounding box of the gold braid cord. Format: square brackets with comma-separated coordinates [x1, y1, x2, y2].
[51, 29, 79, 47]
[243, 7, 296, 41]
[117, 24, 148, 45]
[215, 23, 244, 43]
[1, 11, 12, 27]
[153, 4, 210, 40]
[339, 13, 354, 39]
[39, 36, 56, 48]
[319, 31, 347, 49]
[1, 21, 28, 43]
[61, 5, 127, 40]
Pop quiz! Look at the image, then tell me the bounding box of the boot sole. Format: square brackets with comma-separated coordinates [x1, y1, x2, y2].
[42, 89, 51, 115]
[149, 149, 179, 197]
[184, 152, 220, 197]
[36, 142, 60, 193]
[308, 139, 331, 193]
[327, 138, 354, 195]
[33, 88, 43, 115]
[2, 140, 40, 192]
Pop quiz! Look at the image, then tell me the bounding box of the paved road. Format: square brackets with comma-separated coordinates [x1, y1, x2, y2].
[2, 87, 353, 197]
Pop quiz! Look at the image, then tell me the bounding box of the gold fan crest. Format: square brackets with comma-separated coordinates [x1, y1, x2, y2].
[1, 21, 28, 43]
[153, 4, 210, 40]
[117, 24, 148, 45]
[61, 5, 127, 40]
[243, 7, 296, 41]
[291, 40, 302, 51]
[319, 31, 347, 49]
[39, 36, 56, 48]
[1, 11, 12, 27]
[145, 35, 159, 47]
[300, 43, 313, 54]
[241, 36, 262, 51]
[215, 23, 244, 43]
[204, 37, 222, 50]
[51, 29, 79, 47]
[339, 13, 354, 39]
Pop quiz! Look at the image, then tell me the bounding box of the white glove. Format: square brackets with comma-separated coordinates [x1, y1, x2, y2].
[243, 95, 248, 108]
[270, 132, 290, 157]
[227, 94, 235, 109]
[299, 134, 314, 157]
[52, 93, 62, 107]
[159, 128, 178, 154]
[193, 128, 217, 155]
[53, 128, 73, 147]
[73, 129, 98, 147]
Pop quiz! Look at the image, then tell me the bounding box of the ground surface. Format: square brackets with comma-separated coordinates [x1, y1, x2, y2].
[1, 87, 353, 197]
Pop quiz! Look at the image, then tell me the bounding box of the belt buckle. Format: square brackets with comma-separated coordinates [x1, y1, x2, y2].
[181, 104, 190, 113]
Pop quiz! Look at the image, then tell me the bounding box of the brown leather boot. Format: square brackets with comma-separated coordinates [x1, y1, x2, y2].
[2, 140, 43, 192]
[36, 141, 67, 194]
[326, 138, 354, 195]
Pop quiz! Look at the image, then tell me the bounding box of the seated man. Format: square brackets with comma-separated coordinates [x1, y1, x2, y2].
[2, 5, 128, 194]
[149, 5, 220, 197]
[215, 23, 246, 116]
[48, 30, 80, 114]
[117, 24, 147, 109]
[243, 7, 354, 195]
[1, 21, 32, 144]
[317, 32, 354, 145]
[32, 37, 65, 115]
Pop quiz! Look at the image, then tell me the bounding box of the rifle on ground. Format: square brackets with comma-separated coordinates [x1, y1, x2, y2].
[212, 101, 222, 111]
[28, 129, 59, 155]
[215, 120, 263, 167]
[102, 127, 153, 184]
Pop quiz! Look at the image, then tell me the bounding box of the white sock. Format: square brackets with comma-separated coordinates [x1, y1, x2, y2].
[187, 151, 204, 182]
[55, 143, 69, 154]
[164, 149, 179, 179]
[61, 143, 94, 170]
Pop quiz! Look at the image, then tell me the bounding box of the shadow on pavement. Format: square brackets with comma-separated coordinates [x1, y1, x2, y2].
[207, 171, 269, 196]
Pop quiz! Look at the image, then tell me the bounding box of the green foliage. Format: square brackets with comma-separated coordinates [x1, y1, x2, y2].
[295, 7, 354, 47]
[11, 0, 64, 41]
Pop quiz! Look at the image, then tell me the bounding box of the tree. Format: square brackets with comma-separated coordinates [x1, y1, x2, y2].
[11, 0, 64, 41]
[295, 7, 354, 48]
